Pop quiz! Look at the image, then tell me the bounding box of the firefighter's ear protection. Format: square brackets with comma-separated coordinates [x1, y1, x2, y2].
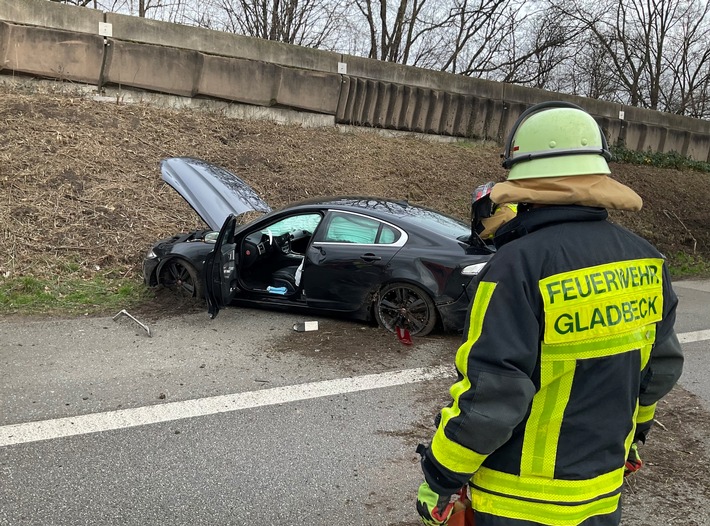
[501, 101, 612, 170]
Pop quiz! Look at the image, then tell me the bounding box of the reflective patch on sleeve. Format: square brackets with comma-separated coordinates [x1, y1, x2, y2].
[636, 403, 657, 424]
[539, 259, 664, 344]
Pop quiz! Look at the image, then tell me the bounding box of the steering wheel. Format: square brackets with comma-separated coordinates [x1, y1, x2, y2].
[278, 232, 291, 254]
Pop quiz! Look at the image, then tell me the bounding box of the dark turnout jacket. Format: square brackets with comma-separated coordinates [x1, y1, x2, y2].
[421, 206, 683, 526]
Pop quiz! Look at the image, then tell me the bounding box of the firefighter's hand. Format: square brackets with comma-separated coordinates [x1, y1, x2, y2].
[416, 482, 455, 526]
[624, 443, 643, 476]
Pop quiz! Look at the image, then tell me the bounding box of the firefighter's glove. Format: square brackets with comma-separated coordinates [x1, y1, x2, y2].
[624, 443, 643, 476]
[416, 482, 456, 526]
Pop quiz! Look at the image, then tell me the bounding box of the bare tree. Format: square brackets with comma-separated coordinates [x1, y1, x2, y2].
[48, 0, 187, 18]
[569, 38, 622, 101]
[549, 0, 710, 114]
[208, 0, 346, 48]
[48, 0, 96, 6]
[493, 7, 580, 88]
[435, 0, 518, 75]
[352, 0, 445, 63]
[659, 0, 710, 117]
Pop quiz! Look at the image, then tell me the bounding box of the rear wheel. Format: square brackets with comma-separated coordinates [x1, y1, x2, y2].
[374, 282, 437, 336]
[160, 259, 204, 299]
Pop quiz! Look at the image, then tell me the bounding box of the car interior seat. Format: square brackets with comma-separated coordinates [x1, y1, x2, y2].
[270, 258, 304, 295]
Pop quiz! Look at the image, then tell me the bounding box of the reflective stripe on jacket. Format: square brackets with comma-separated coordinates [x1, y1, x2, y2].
[426, 205, 683, 526]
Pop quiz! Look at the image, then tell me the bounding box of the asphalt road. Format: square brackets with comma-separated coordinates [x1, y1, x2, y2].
[1, 279, 709, 526]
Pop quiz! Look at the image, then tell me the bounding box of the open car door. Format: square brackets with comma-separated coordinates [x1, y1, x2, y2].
[204, 214, 239, 319]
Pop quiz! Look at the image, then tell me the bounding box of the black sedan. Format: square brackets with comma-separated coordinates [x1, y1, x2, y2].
[143, 157, 494, 335]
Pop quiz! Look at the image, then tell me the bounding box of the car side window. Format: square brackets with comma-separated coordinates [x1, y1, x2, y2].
[323, 213, 401, 244]
[379, 225, 398, 244]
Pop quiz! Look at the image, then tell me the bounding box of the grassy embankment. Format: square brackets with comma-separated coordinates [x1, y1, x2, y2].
[1, 147, 709, 317]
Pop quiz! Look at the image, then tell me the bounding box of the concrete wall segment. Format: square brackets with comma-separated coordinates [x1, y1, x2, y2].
[1, 24, 103, 84]
[341, 53, 504, 98]
[0, 0, 102, 34]
[426, 91, 443, 134]
[103, 40, 199, 97]
[661, 129, 689, 156]
[621, 104, 710, 133]
[686, 134, 710, 163]
[105, 12, 340, 73]
[642, 126, 667, 155]
[0, 21, 7, 71]
[275, 68, 340, 114]
[197, 55, 279, 107]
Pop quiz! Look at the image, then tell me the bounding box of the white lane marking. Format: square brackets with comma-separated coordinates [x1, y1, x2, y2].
[2, 328, 709, 448]
[0, 365, 454, 447]
[678, 329, 710, 344]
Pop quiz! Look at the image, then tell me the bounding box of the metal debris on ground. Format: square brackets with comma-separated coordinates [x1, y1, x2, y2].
[113, 309, 152, 337]
[293, 321, 319, 332]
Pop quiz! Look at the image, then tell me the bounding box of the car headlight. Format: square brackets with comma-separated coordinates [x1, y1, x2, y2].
[461, 262, 487, 276]
[146, 249, 158, 259]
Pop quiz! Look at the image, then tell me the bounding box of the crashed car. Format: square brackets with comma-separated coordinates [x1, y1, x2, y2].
[143, 157, 494, 336]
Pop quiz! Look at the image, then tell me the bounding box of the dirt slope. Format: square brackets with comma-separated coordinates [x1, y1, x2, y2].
[1, 82, 708, 283]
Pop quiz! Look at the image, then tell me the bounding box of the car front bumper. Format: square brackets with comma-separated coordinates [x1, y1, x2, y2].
[437, 279, 476, 333]
[142, 257, 159, 287]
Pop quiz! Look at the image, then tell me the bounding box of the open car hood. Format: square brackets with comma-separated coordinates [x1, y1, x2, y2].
[160, 157, 272, 231]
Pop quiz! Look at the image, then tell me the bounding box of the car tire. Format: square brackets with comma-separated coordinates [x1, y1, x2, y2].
[160, 259, 204, 299]
[374, 282, 437, 336]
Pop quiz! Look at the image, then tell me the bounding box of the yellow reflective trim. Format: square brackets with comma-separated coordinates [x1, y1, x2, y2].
[472, 490, 620, 526]
[445, 282, 496, 411]
[456, 281, 497, 375]
[430, 424, 489, 474]
[625, 410, 636, 458]
[521, 360, 575, 477]
[539, 258, 664, 344]
[639, 340, 653, 369]
[636, 403, 657, 424]
[432, 281, 496, 475]
[473, 466, 625, 502]
[540, 326, 656, 361]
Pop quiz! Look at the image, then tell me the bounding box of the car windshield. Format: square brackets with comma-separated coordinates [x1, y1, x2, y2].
[404, 205, 471, 240]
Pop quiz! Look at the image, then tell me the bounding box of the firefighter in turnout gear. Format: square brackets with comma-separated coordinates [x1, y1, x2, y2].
[416, 101, 684, 526]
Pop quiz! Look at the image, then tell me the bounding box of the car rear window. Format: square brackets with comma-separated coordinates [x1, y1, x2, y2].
[403, 206, 470, 239]
[324, 214, 401, 244]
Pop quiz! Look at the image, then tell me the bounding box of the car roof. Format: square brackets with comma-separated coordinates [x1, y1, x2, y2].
[262, 196, 472, 244]
[277, 196, 451, 221]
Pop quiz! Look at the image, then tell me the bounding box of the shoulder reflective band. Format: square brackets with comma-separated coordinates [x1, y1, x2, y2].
[539, 259, 664, 344]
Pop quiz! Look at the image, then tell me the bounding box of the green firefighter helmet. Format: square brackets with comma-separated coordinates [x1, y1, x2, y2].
[501, 101, 612, 180]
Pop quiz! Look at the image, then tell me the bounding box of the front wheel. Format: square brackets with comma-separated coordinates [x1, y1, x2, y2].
[160, 259, 204, 299]
[374, 282, 437, 336]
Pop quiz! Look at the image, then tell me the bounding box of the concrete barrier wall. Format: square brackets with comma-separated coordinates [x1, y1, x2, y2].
[0, 22, 104, 84]
[1, 0, 708, 162]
